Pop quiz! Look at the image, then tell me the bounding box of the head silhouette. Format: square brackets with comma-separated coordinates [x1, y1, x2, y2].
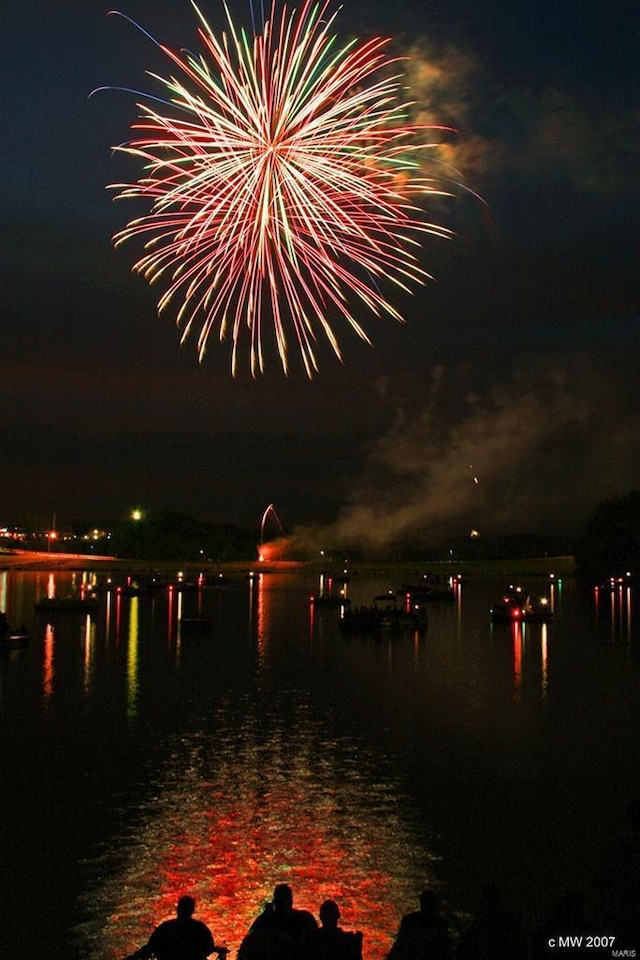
[177, 896, 196, 919]
[419, 890, 440, 916]
[319, 900, 340, 929]
[273, 884, 294, 913]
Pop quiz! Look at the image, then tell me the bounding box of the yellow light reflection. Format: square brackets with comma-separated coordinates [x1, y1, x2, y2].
[105, 588, 113, 635]
[255, 574, 267, 670]
[540, 623, 549, 700]
[84, 615, 96, 697]
[127, 597, 140, 719]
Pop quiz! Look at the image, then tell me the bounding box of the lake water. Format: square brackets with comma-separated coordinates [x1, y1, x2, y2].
[1, 565, 639, 959]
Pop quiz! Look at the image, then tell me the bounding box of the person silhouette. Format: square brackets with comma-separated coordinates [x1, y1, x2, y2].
[530, 890, 586, 959]
[455, 884, 525, 960]
[124, 895, 227, 960]
[238, 884, 317, 960]
[389, 890, 452, 960]
[303, 899, 363, 959]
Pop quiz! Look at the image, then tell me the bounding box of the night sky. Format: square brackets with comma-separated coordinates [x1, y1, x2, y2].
[2, 0, 638, 546]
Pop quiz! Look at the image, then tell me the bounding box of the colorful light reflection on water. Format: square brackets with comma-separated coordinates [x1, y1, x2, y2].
[51, 570, 443, 960]
[76, 700, 438, 959]
[5, 566, 639, 960]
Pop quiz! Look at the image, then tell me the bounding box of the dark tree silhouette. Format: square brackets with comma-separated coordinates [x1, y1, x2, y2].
[575, 491, 640, 584]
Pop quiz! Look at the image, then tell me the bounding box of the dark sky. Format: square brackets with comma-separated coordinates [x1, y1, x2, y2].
[1, 0, 639, 545]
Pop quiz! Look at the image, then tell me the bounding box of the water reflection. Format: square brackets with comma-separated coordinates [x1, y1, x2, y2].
[127, 597, 140, 718]
[594, 578, 634, 642]
[77, 700, 437, 960]
[488, 618, 552, 704]
[3, 569, 640, 960]
[43, 622, 55, 704]
[540, 623, 549, 699]
[512, 621, 522, 702]
[252, 573, 268, 670]
[84, 615, 96, 697]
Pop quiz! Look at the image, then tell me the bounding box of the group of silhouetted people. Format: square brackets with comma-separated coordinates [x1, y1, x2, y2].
[122, 882, 529, 960]
[386, 885, 527, 960]
[125, 830, 640, 960]
[238, 884, 363, 960]
[125, 884, 362, 960]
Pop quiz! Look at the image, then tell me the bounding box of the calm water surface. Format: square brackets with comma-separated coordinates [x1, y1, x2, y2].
[1, 567, 639, 959]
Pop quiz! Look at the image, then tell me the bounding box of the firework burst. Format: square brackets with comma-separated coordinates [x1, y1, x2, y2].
[103, 0, 453, 376]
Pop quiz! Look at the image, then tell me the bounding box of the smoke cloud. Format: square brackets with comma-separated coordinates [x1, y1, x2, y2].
[405, 39, 640, 201]
[291, 354, 640, 553]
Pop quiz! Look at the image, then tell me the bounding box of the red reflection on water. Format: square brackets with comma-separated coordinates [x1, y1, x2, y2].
[42, 623, 54, 702]
[78, 575, 438, 960]
[92, 728, 432, 960]
[113, 800, 399, 960]
[511, 621, 523, 701]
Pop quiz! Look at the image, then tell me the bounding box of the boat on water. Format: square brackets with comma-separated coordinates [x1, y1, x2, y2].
[106, 581, 154, 597]
[490, 587, 553, 623]
[1, 628, 29, 650]
[311, 594, 351, 608]
[340, 596, 428, 636]
[1, 613, 29, 649]
[197, 573, 235, 588]
[398, 573, 456, 603]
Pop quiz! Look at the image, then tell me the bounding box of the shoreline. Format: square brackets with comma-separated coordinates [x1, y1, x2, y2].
[1, 550, 576, 578]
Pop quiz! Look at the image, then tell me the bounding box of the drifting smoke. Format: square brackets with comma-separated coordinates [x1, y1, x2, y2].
[406, 40, 499, 186]
[405, 37, 640, 203]
[289, 355, 640, 555]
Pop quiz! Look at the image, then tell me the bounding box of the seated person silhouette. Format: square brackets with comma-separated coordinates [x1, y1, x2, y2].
[389, 889, 452, 960]
[303, 899, 363, 960]
[124, 895, 227, 960]
[456, 884, 525, 960]
[238, 883, 317, 960]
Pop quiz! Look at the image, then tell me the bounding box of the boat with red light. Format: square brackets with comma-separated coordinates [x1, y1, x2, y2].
[490, 587, 553, 623]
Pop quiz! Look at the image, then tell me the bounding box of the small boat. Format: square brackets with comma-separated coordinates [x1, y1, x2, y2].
[1, 613, 29, 649]
[490, 587, 553, 624]
[107, 581, 153, 597]
[198, 573, 235, 588]
[330, 574, 351, 585]
[374, 591, 397, 606]
[340, 601, 427, 636]
[2, 627, 29, 650]
[170, 580, 199, 593]
[310, 595, 351, 607]
[398, 573, 455, 602]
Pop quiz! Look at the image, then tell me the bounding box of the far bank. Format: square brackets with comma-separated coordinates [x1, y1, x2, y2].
[0, 549, 576, 579]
